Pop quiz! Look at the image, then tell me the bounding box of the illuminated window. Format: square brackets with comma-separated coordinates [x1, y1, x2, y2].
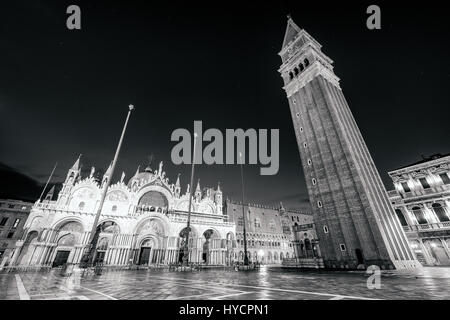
[12, 218, 20, 228]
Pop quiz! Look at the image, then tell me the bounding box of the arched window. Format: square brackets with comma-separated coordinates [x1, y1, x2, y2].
[412, 206, 428, 224]
[78, 202, 85, 211]
[294, 67, 299, 76]
[432, 203, 449, 222]
[299, 63, 304, 72]
[395, 209, 408, 227]
[304, 58, 310, 67]
[289, 72, 294, 80]
[254, 218, 261, 228]
[111, 205, 117, 212]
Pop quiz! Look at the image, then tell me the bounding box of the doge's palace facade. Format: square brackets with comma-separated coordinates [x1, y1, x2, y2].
[11, 157, 236, 267]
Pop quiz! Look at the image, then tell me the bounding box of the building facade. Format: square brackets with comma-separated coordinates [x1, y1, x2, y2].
[278, 16, 419, 270]
[388, 154, 450, 266]
[0, 199, 32, 267]
[225, 200, 312, 265]
[11, 157, 236, 268]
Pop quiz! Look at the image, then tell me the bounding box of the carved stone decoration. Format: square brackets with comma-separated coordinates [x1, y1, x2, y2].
[137, 219, 164, 237]
[107, 190, 128, 202]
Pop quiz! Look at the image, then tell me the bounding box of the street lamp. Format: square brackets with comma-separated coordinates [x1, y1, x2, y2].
[239, 152, 249, 266]
[80, 105, 134, 268]
[182, 133, 198, 266]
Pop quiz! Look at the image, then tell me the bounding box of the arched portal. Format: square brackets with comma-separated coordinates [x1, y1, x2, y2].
[202, 229, 220, 264]
[17, 231, 39, 266]
[52, 221, 84, 267]
[138, 191, 169, 213]
[93, 221, 120, 265]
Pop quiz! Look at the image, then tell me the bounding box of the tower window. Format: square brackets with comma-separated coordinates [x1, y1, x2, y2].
[12, 218, 20, 228]
[112, 205, 118, 212]
[339, 244, 346, 252]
[293, 99, 296, 104]
[300, 127, 304, 132]
[312, 178, 317, 185]
[307, 159, 312, 166]
[296, 113, 300, 118]
[299, 63, 304, 72]
[294, 67, 299, 76]
[401, 182, 411, 193]
[323, 226, 329, 234]
[440, 173, 450, 185]
[304, 58, 310, 67]
[419, 178, 431, 189]
[303, 142, 307, 148]
[317, 201, 323, 208]
[289, 72, 294, 80]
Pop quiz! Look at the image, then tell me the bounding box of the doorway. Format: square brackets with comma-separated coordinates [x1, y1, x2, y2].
[355, 249, 364, 265]
[52, 250, 70, 267]
[139, 247, 151, 265]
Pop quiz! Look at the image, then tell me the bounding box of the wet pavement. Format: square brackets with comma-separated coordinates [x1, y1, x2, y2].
[1, 266, 450, 300]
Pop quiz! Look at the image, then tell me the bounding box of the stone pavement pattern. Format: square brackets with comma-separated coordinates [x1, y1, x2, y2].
[2, 266, 450, 300]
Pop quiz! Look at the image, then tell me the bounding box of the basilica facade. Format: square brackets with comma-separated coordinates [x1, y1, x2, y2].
[10, 157, 236, 268]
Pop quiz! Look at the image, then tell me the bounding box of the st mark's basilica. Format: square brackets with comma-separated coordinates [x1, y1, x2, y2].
[8, 156, 305, 268]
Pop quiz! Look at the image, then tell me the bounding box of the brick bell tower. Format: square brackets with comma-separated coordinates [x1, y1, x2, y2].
[279, 16, 420, 270]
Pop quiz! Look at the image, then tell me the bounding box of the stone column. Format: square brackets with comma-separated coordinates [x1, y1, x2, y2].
[440, 238, 450, 259]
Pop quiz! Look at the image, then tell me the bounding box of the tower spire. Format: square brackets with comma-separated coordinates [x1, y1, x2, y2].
[281, 15, 302, 50]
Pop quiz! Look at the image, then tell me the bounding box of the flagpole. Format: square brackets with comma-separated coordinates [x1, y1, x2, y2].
[80, 105, 134, 268]
[38, 162, 58, 202]
[240, 152, 249, 266]
[182, 133, 198, 267]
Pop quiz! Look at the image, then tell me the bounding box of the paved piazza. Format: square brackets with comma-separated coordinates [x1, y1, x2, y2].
[1, 266, 450, 300]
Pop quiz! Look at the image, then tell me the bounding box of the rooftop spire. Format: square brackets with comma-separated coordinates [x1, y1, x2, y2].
[196, 179, 201, 191]
[176, 174, 181, 187]
[71, 154, 82, 171]
[281, 15, 302, 50]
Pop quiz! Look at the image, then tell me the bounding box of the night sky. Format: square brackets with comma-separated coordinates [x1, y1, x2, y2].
[0, 1, 449, 207]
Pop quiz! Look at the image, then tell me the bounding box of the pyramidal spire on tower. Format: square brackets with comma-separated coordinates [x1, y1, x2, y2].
[281, 14, 302, 50]
[135, 165, 141, 177]
[104, 161, 113, 177]
[196, 179, 201, 191]
[176, 174, 181, 187]
[217, 181, 221, 193]
[71, 154, 82, 171]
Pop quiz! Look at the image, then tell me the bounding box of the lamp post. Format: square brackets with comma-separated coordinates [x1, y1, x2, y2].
[182, 133, 198, 266]
[240, 152, 249, 266]
[80, 105, 134, 268]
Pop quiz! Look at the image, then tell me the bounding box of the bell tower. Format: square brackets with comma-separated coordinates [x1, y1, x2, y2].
[279, 16, 420, 270]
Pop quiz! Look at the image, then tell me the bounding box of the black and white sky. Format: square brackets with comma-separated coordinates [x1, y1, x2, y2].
[0, 1, 449, 206]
